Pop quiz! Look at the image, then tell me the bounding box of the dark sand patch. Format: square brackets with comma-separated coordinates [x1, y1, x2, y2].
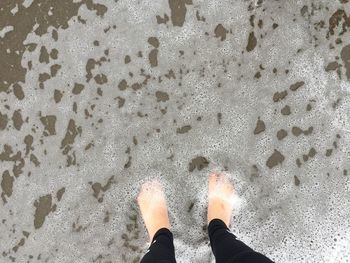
[56, 187, 65, 201]
[12, 238, 26, 252]
[38, 73, 51, 89]
[24, 134, 33, 155]
[148, 37, 160, 48]
[50, 48, 59, 60]
[40, 115, 56, 136]
[156, 13, 170, 24]
[292, 126, 313, 136]
[124, 156, 132, 169]
[85, 142, 94, 151]
[52, 29, 58, 41]
[90, 175, 114, 203]
[124, 55, 131, 64]
[328, 9, 347, 38]
[30, 153, 40, 167]
[13, 83, 25, 100]
[73, 102, 77, 114]
[266, 149, 285, 168]
[133, 136, 138, 145]
[277, 129, 288, 140]
[176, 125, 192, 134]
[149, 49, 158, 67]
[0, 112, 8, 130]
[292, 126, 303, 136]
[308, 147, 316, 157]
[189, 156, 209, 172]
[196, 10, 206, 22]
[340, 44, 350, 80]
[326, 149, 333, 157]
[294, 175, 300, 186]
[281, 105, 291, 115]
[85, 57, 107, 82]
[290, 81, 305, 91]
[168, 0, 193, 27]
[118, 79, 128, 91]
[165, 69, 176, 79]
[97, 87, 103, 96]
[54, 89, 63, 103]
[155, 91, 169, 102]
[50, 64, 61, 77]
[94, 74, 108, 85]
[104, 211, 110, 223]
[72, 83, 85, 95]
[214, 24, 227, 41]
[33, 194, 53, 229]
[39, 46, 50, 64]
[217, 112, 222, 124]
[273, 90, 288, 102]
[325, 61, 341, 72]
[12, 110, 23, 130]
[131, 83, 142, 91]
[0, 0, 107, 93]
[246, 32, 257, 52]
[300, 5, 308, 16]
[61, 119, 81, 149]
[254, 118, 265, 134]
[1, 170, 14, 203]
[0, 145, 25, 178]
[296, 158, 302, 168]
[116, 97, 126, 108]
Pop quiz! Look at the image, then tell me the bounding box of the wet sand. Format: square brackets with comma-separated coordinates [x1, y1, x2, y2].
[0, 0, 350, 262]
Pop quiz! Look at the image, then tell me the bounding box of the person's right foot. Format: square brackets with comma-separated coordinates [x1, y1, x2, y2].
[207, 172, 235, 227]
[137, 180, 171, 242]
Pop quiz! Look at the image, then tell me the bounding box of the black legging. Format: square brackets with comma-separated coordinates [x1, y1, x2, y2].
[140, 218, 274, 263]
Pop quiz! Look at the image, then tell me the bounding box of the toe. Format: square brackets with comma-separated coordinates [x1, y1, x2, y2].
[208, 173, 218, 192]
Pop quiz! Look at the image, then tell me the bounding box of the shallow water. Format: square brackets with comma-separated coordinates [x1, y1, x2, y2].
[0, 0, 350, 262]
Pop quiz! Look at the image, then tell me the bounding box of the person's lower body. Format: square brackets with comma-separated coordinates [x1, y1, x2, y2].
[208, 219, 274, 263]
[140, 227, 176, 263]
[140, 218, 273, 263]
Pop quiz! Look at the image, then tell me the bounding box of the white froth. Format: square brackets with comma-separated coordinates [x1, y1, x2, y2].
[1, 0, 349, 262]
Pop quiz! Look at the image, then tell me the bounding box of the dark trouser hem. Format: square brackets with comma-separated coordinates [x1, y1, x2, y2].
[140, 227, 176, 263]
[208, 218, 274, 263]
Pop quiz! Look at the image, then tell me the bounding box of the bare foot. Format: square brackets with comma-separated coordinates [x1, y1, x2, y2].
[207, 172, 235, 227]
[137, 180, 171, 241]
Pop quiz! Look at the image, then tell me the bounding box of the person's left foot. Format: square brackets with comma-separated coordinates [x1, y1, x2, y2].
[137, 180, 171, 241]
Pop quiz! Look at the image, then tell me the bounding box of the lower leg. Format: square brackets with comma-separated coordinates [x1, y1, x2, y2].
[137, 180, 176, 263]
[207, 172, 274, 263]
[140, 227, 176, 263]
